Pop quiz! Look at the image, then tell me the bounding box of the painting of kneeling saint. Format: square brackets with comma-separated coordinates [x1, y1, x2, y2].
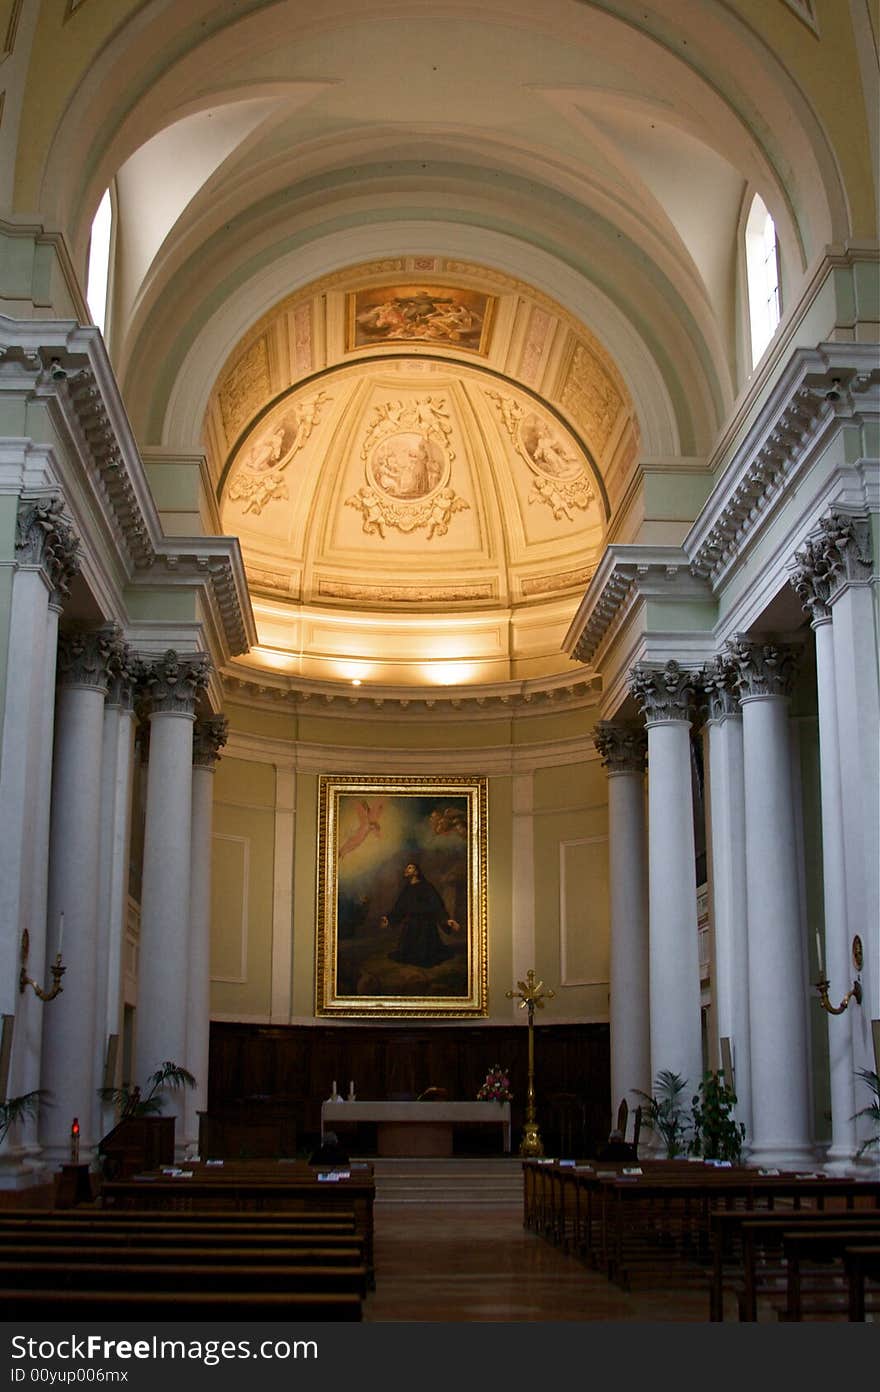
[316, 775, 488, 1017]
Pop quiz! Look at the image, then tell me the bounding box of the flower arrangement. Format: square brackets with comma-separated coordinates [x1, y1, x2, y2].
[477, 1065, 512, 1102]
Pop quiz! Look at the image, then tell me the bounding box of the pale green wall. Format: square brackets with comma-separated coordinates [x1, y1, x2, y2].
[209, 715, 609, 1027]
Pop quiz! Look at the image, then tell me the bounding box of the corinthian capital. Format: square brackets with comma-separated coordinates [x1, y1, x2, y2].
[141, 650, 212, 716]
[629, 659, 695, 722]
[788, 533, 836, 621]
[593, 721, 647, 774]
[15, 495, 81, 600]
[105, 644, 142, 710]
[193, 714, 229, 768]
[57, 624, 127, 692]
[725, 633, 798, 700]
[700, 654, 740, 721]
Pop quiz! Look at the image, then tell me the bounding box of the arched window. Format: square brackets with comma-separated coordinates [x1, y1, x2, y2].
[86, 187, 113, 336]
[745, 193, 781, 367]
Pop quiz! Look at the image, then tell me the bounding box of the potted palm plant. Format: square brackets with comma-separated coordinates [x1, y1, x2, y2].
[97, 1062, 195, 1178]
[634, 1070, 692, 1158]
[852, 1067, 880, 1159]
[0, 1090, 48, 1150]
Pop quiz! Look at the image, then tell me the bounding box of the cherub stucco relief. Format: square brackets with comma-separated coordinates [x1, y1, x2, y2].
[346, 396, 469, 538]
[227, 391, 329, 515]
[487, 390, 596, 520]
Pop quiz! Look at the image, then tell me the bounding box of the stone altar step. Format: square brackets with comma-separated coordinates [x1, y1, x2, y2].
[360, 1156, 523, 1206]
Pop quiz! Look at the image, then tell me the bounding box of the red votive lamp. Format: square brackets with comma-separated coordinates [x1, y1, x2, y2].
[70, 1117, 80, 1165]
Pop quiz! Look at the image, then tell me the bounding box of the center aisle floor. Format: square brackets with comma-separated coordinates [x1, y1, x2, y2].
[362, 1202, 713, 1322]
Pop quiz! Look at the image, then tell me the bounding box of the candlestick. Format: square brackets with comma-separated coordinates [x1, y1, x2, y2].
[815, 928, 824, 978]
[57, 912, 64, 957]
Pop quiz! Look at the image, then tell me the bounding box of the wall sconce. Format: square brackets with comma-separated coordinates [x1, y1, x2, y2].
[816, 935, 863, 1015]
[19, 928, 66, 1002]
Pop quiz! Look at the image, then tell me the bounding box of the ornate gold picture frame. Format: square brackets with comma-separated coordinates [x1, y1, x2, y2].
[316, 774, 488, 1018]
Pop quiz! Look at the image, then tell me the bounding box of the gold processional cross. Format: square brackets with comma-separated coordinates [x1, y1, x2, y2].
[506, 969, 555, 1157]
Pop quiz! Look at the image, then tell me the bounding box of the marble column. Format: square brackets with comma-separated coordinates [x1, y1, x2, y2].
[629, 661, 703, 1097]
[184, 714, 228, 1155]
[593, 721, 650, 1124]
[94, 649, 139, 1130]
[0, 498, 79, 1180]
[789, 530, 857, 1168]
[700, 656, 752, 1143]
[823, 515, 878, 1130]
[727, 635, 813, 1167]
[41, 626, 126, 1165]
[135, 651, 211, 1143]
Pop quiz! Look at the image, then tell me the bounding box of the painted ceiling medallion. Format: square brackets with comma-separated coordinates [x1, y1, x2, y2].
[346, 396, 469, 539]
[488, 390, 595, 520]
[227, 390, 330, 515]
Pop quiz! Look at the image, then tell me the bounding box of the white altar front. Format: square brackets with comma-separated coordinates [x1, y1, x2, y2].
[320, 1100, 512, 1155]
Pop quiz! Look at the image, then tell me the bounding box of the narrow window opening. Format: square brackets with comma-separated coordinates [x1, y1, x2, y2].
[745, 194, 781, 367]
[86, 187, 112, 334]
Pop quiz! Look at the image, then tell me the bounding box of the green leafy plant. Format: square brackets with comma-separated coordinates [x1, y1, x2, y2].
[851, 1067, 880, 1157]
[634, 1070, 692, 1158]
[690, 1070, 745, 1162]
[0, 1090, 49, 1148]
[98, 1061, 196, 1118]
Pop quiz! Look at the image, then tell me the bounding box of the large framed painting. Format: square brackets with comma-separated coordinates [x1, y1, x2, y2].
[316, 774, 488, 1018]
[346, 285, 494, 354]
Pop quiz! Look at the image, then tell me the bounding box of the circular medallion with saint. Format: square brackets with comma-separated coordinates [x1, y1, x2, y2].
[369, 432, 446, 500]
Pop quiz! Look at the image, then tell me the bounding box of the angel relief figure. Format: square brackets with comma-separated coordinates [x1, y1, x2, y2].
[338, 799, 384, 861]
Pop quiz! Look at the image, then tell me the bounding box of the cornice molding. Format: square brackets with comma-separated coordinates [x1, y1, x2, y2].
[563, 545, 712, 667]
[221, 664, 601, 720]
[687, 343, 880, 586]
[0, 316, 255, 661]
[223, 727, 600, 776]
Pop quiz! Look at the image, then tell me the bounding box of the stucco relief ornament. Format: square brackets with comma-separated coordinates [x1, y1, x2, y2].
[15, 495, 81, 600]
[724, 634, 798, 700]
[141, 650, 212, 716]
[227, 391, 330, 515]
[57, 625, 127, 692]
[629, 659, 695, 722]
[192, 713, 229, 768]
[592, 720, 647, 774]
[700, 653, 741, 722]
[346, 396, 468, 538]
[487, 390, 594, 520]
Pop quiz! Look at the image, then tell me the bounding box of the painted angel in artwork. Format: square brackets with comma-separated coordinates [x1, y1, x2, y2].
[338, 799, 384, 860]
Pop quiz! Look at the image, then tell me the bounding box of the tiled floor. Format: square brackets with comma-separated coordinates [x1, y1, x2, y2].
[363, 1203, 714, 1322]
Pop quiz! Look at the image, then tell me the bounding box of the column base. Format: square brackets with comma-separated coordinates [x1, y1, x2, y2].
[0, 1150, 54, 1192]
[746, 1141, 820, 1171]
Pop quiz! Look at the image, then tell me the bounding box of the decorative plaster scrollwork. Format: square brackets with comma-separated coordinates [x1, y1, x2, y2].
[192, 714, 229, 768]
[140, 650, 212, 716]
[346, 396, 468, 538]
[487, 389, 595, 521]
[227, 390, 330, 515]
[592, 721, 647, 774]
[15, 495, 81, 600]
[724, 634, 798, 700]
[629, 659, 696, 722]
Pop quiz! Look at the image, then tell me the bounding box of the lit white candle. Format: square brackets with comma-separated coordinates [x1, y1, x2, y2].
[57, 912, 64, 958]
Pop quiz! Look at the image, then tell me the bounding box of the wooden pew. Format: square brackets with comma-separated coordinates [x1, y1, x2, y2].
[709, 1210, 880, 1321]
[844, 1244, 880, 1321]
[100, 1161, 376, 1287]
[0, 1260, 365, 1297]
[0, 1243, 366, 1290]
[781, 1228, 880, 1322]
[0, 1288, 362, 1320]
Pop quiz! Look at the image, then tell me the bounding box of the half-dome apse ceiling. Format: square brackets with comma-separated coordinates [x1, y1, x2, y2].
[211, 260, 636, 689]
